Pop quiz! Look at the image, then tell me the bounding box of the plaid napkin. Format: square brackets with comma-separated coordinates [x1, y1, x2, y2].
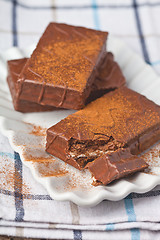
[1, 0, 160, 239]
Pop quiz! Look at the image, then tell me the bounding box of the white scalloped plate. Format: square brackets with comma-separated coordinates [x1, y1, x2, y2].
[1, 36, 160, 207]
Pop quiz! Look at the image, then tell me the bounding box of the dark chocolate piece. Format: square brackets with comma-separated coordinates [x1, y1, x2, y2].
[88, 148, 148, 185]
[18, 22, 108, 109]
[46, 87, 160, 170]
[7, 58, 55, 113]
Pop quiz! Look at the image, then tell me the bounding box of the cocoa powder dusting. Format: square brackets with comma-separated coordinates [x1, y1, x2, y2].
[33, 161, 68, 177]
[51, 87, 160, 145]
[20, 23, 108, 92]
[141, 142, 160, 175]
[0, 154, 31, 195]
[30, 125, 47, 136]
[24, 155, 54, 162]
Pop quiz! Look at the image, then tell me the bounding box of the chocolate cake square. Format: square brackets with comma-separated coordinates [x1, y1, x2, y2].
[17, 22, 108, 109]
[46, 87, 160, 172]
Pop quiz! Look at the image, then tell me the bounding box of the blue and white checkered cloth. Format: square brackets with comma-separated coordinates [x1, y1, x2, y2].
[1, 0, 160, 239]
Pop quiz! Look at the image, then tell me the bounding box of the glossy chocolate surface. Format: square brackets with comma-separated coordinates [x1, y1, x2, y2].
[88, 148, 148, 185]
[7, 58, 56, 112]
[46, 87, 160, 171]
[18, 22, 108, 109]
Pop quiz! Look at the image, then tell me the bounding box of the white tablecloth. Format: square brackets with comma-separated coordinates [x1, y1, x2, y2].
[0, 0, 160, 239]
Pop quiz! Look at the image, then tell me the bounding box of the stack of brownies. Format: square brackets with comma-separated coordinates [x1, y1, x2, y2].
[7, 22, 160, 185]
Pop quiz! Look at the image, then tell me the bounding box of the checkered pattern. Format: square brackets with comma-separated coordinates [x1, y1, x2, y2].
[1, 0, 160, 239]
